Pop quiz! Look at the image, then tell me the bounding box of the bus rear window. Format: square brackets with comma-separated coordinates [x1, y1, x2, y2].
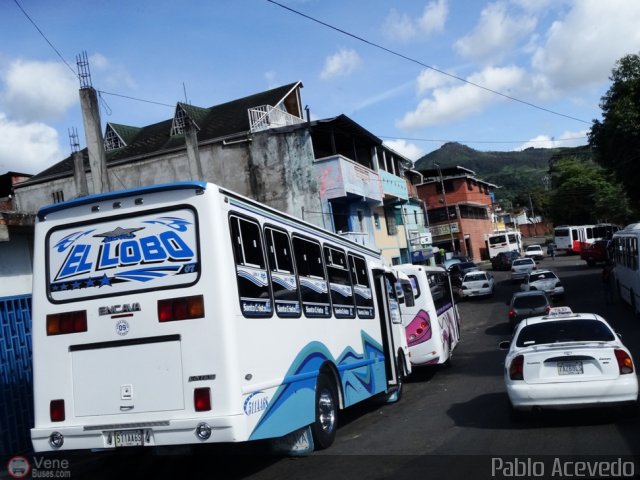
[46, 208, 200, 303]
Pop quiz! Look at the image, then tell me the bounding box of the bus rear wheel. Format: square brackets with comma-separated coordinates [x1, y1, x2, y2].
[311, 374, 337, 450]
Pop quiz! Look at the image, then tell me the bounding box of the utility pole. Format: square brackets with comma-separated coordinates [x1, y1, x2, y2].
[434, 163, 456, 254]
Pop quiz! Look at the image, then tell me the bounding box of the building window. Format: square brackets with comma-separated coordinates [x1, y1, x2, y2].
[458, 205, 488, 219]
[467, 179, 473, 191]
[104, 125, 125, 151]
[373, 213, 381, 230]
[170, 106, 188, 136]
[435, 179, 454, 194]
[52, 191, 64, 203]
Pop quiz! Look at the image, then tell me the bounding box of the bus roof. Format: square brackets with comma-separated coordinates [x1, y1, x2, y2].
[37, 181, 207, 221]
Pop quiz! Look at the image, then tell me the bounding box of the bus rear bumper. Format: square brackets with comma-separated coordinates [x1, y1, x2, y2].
[31, 415, 248, 452]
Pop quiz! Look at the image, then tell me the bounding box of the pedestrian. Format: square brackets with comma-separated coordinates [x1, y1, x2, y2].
[547, 243, 556, 260]
[602, 260, 614, 305]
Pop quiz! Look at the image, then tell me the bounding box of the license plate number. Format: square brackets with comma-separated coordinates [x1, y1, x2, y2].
[558, 361, 583, 375]
[114, 430, 143, 447]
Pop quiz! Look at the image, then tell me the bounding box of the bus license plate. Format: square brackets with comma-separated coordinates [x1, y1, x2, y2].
[558, 361, 583, 375]
[114, 430, 143, 447]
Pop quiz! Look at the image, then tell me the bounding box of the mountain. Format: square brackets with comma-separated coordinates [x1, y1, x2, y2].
[413, 142, 559, 174]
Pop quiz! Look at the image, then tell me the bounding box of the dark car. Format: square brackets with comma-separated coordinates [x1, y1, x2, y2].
[580, 240, 610, 266]
[491, 251, 521, 271]
[448, 261, 479, 287]
[507, 290, 551, 328]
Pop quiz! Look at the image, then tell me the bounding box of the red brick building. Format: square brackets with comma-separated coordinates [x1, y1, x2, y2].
[416, 166, 497, 261]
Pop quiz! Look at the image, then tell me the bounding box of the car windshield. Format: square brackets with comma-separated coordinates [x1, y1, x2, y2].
[516, 319, 615, 347]
[513, 295, 547, 309]
[464, 273, 486, 282]
[529, 272, 557, 282]
[459, 262, 477, 270]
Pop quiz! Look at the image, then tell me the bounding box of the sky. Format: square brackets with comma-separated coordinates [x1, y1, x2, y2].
[1, 0, 640, 175]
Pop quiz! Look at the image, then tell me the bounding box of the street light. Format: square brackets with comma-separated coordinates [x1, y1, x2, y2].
[434, 162, 456, 254]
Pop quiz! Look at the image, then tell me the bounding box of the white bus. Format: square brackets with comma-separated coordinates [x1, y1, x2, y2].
[554, 225, 595, 254]
[612, 223, 640, 314]
[486, 230, 522, 259]
[395, 264, 460, 367]
[30, 181, 410, 453]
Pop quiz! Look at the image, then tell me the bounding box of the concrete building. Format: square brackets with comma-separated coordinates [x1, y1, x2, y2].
[13, 81, 427, 265]
[416, 166, 496, 261]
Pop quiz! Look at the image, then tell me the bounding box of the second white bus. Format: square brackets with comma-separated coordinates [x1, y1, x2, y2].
[30, 181, 410, 454]
[395, 264, 461, 367]
[612, 223, 640, 314]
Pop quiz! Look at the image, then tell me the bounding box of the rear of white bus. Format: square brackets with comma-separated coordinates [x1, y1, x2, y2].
[30, 182, 244, 452]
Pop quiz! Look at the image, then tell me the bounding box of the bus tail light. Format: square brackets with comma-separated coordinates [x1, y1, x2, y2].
[194, 387, 211, 411]
[46, 311, 87, 335]
[50, 399, 65, 422]
[509, 355, 524, 380]
[158, 295, 205, 322]
[615, 349, 634, 374]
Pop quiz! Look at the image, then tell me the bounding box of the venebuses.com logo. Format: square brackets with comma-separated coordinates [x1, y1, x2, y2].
[7, 455, 72, 478]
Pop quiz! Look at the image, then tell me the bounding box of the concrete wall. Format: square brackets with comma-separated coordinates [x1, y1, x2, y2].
[14, 129, 325, 229]
[0, 233, 32, 297]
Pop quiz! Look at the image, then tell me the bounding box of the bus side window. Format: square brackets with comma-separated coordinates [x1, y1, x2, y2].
[349, 254, 375, 319]
[324, 246, 356, 319]
[427, 271, 453, 312]
[408, 275, 421, 299]
[229, 215, 272, 318]
[400, 280, 415, 307]
[265, 227, 301, 318]
[292, 236, 331, 318]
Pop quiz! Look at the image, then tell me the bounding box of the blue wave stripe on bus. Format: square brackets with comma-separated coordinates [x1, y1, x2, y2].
[248, 331, 386, 440]
[271, 276, 296, 291]
[114, 266, 181, 282]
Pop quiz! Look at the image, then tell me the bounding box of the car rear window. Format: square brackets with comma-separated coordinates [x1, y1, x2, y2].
[513, 295, 547, 309]
[513, 259, 533, 266]
[529, 272, 557, 282]
[516, 319, 615, 347]
[464, 273, 486, 282]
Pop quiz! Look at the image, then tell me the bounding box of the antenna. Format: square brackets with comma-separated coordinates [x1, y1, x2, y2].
[68, 127, 80, 154]
[183, 82, 189, 104]
[76, 51, 92, 89]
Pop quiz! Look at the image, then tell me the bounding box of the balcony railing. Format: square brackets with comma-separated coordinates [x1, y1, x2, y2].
[248, 105, 305, 132]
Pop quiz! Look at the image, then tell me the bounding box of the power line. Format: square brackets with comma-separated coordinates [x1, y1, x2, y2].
[378, 135, 588, 145]
[98, 90, 175, 108]
[266, 0, 591, 125]
[13, 0, 77, 79]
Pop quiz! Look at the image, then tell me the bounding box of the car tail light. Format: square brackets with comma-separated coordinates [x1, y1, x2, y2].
[508, 309, 516, 320]
[194, 387, 211, 411]
[158, 295, 205, 322]
[46, 311, 87, 335]
[509, 355, 524, 380]
[615, 349, 634, 374]
[50, 399, 65, 422]
[545, 305, 551, 315]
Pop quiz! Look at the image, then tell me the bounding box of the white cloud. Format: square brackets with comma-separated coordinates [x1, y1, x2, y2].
[383, 139, 425, 162]
[531, 0, 640, 90]
[516, 129, 589, 150]
[398, 66, 527, 129]
[2, 60, 78, 122]
[454, 2, 537, 64]
[89, 53, 136, 90]
[0, 113, 63, 174]
[320, 48, 362, 80]
[383, 0, 448, 42]
[416, 68, 457, 95]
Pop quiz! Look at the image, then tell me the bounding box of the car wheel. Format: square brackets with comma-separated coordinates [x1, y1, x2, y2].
[311, 374, 338, 450]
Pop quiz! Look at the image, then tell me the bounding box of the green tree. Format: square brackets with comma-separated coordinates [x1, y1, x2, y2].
[589, 53, 640, 208]
[548, 158, 632, 225]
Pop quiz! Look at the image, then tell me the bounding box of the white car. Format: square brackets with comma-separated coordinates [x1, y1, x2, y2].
[458, 271, 494, 299]
[501, 308, 639, 414]
[520, 270, 565, 299]
[511, 257, 537, 282]
[524, 244, 544, 261]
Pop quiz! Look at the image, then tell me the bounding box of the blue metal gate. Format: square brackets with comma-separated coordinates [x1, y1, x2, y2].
[0, 295, 33, 456]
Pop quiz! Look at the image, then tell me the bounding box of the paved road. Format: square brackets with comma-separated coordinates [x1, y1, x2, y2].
[48, 254, 640, 479]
